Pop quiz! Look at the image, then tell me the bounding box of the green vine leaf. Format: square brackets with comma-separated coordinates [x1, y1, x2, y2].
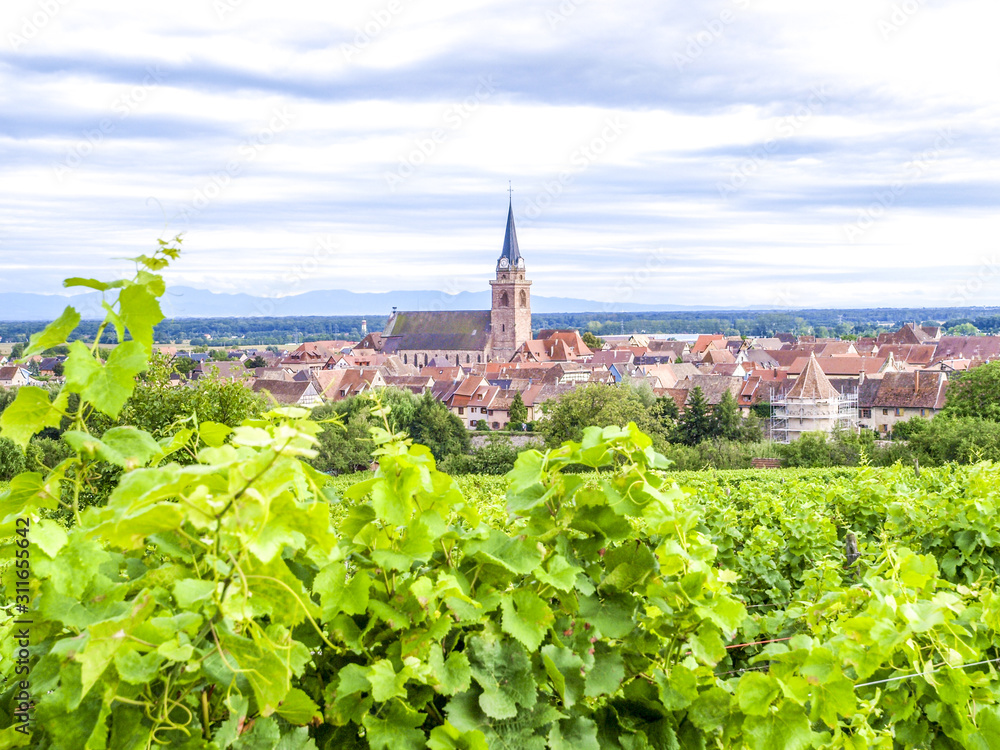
[24, 305, 80, 357]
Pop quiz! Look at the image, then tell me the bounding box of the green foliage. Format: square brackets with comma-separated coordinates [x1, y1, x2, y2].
[580, 331, 604, 350]
[779, 432, 835, 468]
[676, 386, 713, 446]
[537, 382, 664, 448]
[945, 322, 979, 336]
[409, 390, 470, 461]
[941, 361, 1000, 421]
[311, 389, 467, 475]
[508, 391, 528, 426]
[0, 438, 25, 480]
[112, 352, 265, 439]
[711, 390, 741, 441]
[441, 434, 545, 476]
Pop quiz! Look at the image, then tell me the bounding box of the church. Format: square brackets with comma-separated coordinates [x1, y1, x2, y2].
[380, 201, 532, 366]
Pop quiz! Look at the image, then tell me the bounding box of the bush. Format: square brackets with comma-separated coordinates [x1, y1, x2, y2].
[0, 437, 25, 480]
[25, 437, 74, 471]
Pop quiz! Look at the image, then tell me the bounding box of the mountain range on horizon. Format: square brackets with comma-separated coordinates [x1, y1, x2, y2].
[0, 286, 722, 321]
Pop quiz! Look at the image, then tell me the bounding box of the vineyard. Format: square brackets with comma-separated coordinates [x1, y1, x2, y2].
[2, 244, 1000, 748]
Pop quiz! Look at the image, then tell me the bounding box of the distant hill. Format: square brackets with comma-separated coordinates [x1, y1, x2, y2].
[0, 286, 716, 321]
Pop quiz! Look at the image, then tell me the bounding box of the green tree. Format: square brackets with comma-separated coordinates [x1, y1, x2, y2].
[946, 322, 979, 336]
[245, 354, 267, 368]
[737, 410, 764, 442]
[581, 330, 605, 350]
[113, 352, 265, 438]
[940, 362, 1000, 421]
[172, 356, 198, 378]
[676, 386, 713, 446]
[410, 390, 471, 461]
[711, 390, 741, 441]
[779, 431, 834, 467]
[0, 437, 25, 479]
[313, 409, 373, 473]
[508, 391, 528, 427]
[650, 395, 679, 439]
[538, 382, 660, 447]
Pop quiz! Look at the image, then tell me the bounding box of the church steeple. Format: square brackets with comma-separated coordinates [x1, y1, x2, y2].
[490, 199, 531, 362]
[497, 200, 523, 271]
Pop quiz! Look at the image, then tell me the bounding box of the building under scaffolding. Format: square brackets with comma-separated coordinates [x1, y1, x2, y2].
[771, 353, 859, 443]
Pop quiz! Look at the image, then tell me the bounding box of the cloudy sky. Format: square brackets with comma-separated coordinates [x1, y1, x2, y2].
[2, 0, 999, 310]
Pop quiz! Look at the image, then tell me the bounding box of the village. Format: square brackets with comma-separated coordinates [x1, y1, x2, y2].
[2, 205, 991, 444]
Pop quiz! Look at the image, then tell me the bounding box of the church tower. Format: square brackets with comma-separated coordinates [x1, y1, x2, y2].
[490, 200, 532, 361]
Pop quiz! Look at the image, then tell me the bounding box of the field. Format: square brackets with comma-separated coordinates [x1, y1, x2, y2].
[8, 446, 1000, 747]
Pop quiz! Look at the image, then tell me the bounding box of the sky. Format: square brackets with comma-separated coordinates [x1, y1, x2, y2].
[2, 0, 999, 311]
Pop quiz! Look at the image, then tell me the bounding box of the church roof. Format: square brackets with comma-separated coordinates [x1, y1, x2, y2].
[381, 310, 492, 352]
[499, 201, 522, 267]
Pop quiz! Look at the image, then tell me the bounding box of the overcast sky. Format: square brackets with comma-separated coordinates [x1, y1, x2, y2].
[2, 0, 999, 310]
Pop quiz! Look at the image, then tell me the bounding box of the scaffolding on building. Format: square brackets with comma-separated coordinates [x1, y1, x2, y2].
[770, 389, 858, 444]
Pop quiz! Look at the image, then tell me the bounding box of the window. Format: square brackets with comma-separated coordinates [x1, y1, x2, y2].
[403, 354, 407, 364]
[458, 407, 464, 415]
[467, 354, 471, 363]
[423, 354, 428, 366]
[861, 408, 871, 418]
[894, 408, 902, 416]
[487, 409, 493, 415]
[920, 408, 926, 416]
[519, 290, 527, 308]
[477, 355, 481, 363]
[500, 291, 509, 307]
[882, 408, 888, 415]
[492, 422, 500, 429]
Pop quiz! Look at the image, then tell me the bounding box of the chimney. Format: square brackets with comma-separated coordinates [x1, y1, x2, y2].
[914, 370, 920, 392]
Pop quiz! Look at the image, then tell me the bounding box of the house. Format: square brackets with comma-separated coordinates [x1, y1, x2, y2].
[691, 335, 725, 355]
[587, 350, 634, 368]
[866, 371, 948, 435]
[702, 348, 736, 366]
[875, 345, 937, 370]
[252, 379, 321, 407]
[876, 323, 941, 346]
[39, 357, 63, 377]
[932, 336, 1000, 363]
[644, 339, 687, 359]
[0, 366, 29, 388]
[448, 377, 500, 428]
[383, 375, 434, 394]
[420, 365, 466, 380]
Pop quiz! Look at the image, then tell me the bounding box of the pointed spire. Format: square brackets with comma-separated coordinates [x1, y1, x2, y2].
[499, 199, 522, 268]
[787, 353, 840, 401]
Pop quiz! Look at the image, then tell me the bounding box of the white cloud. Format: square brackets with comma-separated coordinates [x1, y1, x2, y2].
[1, 0, 998, 310]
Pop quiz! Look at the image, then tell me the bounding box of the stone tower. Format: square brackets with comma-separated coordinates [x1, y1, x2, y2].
[490, 201, 532, 361]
